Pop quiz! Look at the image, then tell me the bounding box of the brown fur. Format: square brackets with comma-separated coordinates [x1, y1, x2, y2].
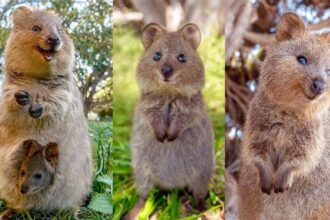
[130, 23, 214, 213]
[18, 140, 59, 196]
[0, 6, 92, 210]
[238, 12, 330, 219]
[0, 209, 16, 220]
[1, 140, 59, 219]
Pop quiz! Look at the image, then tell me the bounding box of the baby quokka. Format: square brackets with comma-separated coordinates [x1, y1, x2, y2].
[1, 140, 59, 219]
[19, 140, 59, 196]
[127, 23, 214, 218]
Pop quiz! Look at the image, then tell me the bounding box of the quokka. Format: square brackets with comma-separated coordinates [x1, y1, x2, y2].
[1, 140, 59, 219]
[127, 23, 214, 218]
[0, 6, 92, 212]
[238, 12, 330, 220]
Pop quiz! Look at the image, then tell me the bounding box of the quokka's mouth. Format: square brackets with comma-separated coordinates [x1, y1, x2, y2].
[306, 94, 316, 101]
[37, 46, 56, 62]
[20, 187, 43, 195]
[161, 78, 176, 84]
[305, 93, 322, 101]
[160, 75, 176, 83]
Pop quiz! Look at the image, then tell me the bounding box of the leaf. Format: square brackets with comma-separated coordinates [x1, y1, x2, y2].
[88, 193, 113, 215]
[96, 175, 113, 186]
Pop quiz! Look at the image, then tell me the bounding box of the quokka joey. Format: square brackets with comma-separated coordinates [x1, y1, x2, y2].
[18, 140, 59, 195]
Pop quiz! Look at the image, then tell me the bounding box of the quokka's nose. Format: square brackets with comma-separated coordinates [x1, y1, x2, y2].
[28, 103, 43, 119]
[311, 78, 326, 95]
[47, 36, 60, 47]
[161, 64, 174, 79]
[20, 185, 29, 194]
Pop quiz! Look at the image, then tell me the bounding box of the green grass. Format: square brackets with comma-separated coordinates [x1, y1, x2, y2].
[113, 25, 225, 219]
[0, 121, 112, 220]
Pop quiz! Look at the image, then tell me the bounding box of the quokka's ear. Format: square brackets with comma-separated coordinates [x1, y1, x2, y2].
[13, 6, 33, 25]
[43, 143, 59, 167]
[22, 140, 38, 158]
[276, 12, 306, 42]
[179, 23, 201, 50]
[141, 23, 165, 49]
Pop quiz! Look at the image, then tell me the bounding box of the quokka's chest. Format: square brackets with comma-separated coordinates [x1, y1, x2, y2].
[266, 122, 324, 160]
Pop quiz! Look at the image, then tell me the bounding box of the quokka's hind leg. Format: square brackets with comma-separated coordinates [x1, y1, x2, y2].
[191, 186, 208, 211]
[188, 173, 212, 211]
[72, 207, 81, 220]
[134, 166, 154, 200]
[122, 169, 153, 219]
[122, 198, 146, 220]
[0, 209, 17, 220]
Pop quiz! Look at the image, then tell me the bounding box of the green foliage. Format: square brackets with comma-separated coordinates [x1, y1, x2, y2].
[89, 121, 112, 216]
[112, 25, 225, 219]
[112, 25, 140, 219]
[88, 193, 112, 215]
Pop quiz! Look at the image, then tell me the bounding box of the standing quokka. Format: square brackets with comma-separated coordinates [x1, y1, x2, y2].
[130, 23, 214, 214]
[238, 12, 330, 219]
[0, 6, 92, 211]
[1, 140, 59, 219]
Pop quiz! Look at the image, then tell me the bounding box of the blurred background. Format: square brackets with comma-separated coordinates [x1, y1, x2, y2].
[113, 0, 225, 219]
[0, 1, 112, 219]
[225, 1, 330, 219]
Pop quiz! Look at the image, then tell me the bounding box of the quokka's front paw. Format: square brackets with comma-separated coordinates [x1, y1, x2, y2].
[152, 122, 167, 142]
[256, 163, 273, 195]
[167, 123, 180, 142]
[273, 169, 293, 193]
[259, 176, 273, 195]
[14, 90, 30, 106]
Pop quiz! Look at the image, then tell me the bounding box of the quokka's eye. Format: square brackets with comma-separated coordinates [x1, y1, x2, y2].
[32, 25, 42, 32]
[268, 0, 276, 5]
[21, 171, 26, 176]
[177, 54, 186, 63]
[153, 52, 162, 61]
[34, 173, 42, 179]
[297, 55, 308, 65]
